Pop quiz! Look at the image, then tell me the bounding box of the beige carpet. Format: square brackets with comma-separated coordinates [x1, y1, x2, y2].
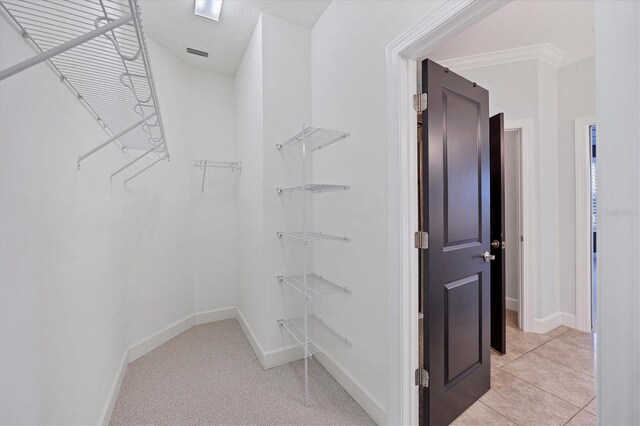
[110, 319, 375, 425]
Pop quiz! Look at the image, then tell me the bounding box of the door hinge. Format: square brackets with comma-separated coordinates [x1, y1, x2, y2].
[413, 93, 427, 112]
[415, 367, 429, 388]
[414, 231, 428, 249]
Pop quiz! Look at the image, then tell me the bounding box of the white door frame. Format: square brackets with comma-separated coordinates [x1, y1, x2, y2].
[504, 119, 536, 333]
[575, 115, 596, 333]
[385, 1, 510, 424]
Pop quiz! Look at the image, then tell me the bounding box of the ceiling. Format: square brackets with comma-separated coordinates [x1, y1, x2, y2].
[139, 0, 331, 75]
[429, 0, 594, 66]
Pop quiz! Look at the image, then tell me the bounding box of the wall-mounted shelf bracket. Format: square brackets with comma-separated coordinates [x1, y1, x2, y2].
[276, 184, 349, 194]
[194, 159, 242, 193]
[110, 146, 156, 182]
[78, 113, 157, 169]
[276, 231, 350, 244]
[124, 156, 166, 185]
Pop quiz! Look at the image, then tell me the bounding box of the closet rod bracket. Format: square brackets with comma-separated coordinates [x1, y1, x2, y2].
[77, 113, 158, 169]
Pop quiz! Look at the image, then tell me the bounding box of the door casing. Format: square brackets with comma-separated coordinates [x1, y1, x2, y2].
[385, 2, 522, 424]
[574, 115, 596, 333]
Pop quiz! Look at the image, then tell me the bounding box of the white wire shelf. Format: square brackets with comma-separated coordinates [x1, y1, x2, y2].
[276, 231, 350, 243]
[276, 127, 350, 151]
[194, 159, 242, 193]
[278, 316, 351, 357]
[276, 184, 349, 194]
[0, 0, 169, 180]
[194, 159, 242, 171]
[278, 274, 351, 297]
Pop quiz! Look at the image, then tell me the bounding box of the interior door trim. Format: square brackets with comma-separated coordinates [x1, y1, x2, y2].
[574, 115, 596, 333]
[504, 119, 536, 334]
[384, 1, 510, 424]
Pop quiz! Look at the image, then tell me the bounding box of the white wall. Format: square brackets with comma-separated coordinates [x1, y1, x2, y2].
[235, 16, 267, 351]
[310, 1, 450, 419]
[235, 13, 311, 357]
[1, 14, 127, 424]
[0, 17, 238, 423]
[595, 2, 640, 424]
[122, 39, 238, 348]
[261, 13, 311, 351]
[557, 56, 596, 316]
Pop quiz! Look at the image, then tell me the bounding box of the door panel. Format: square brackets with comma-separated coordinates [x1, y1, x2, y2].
[490, 113, 507, 354]
[444, 91, 481, 247]
[421, 59, 491, 426]
[445, 274, 481, 384]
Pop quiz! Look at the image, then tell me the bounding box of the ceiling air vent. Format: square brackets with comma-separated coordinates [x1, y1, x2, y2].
[187, 48, 208, 58]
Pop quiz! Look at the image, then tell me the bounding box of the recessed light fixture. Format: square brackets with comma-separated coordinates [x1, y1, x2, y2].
[194, 0, 223, 21]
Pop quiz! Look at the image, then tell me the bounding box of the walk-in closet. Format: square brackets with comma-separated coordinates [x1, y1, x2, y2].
[0, 0, 378, 424]
[5, 0, 637, 425]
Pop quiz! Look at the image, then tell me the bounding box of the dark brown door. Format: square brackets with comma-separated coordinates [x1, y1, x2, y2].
[420, 59, 491, 426]
[490, 113, 506, 354]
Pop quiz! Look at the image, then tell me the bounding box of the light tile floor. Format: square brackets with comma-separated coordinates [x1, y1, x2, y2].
[452, 310, 597, 426]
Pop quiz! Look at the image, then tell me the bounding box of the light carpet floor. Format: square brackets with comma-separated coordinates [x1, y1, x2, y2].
[110, 319, 375, 425]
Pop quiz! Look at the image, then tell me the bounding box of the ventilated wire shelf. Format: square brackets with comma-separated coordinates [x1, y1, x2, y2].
[276, 183, 349, 194]
[278, 316, 350, 357]
[276, 127, 350, 151]
[278, 274, 351, 297]
[194, 159, 242, 193]
[276, 231, 350, 243]
[278, 318, 319, 356]
[0, 0, 169, 179]
[194, 159, 242, 170]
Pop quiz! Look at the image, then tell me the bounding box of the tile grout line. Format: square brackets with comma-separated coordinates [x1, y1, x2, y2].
[501, 352, 596, 407]
[484, 322, 594, 425]
[562, 409, 582, 425]
[530, 349, 596, 378]
[494, 369, 582, 417]
[477, 400, 521, 425]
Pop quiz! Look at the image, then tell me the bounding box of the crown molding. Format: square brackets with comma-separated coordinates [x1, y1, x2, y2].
[436, 43, 567, 71]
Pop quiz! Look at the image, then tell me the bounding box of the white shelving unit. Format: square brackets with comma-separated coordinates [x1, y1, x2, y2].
[194, 159, 242, 193]
[0, 0, 169, 183]
[276, 183, 349, 194]
[276, 125, 351, 406]
[277, 274, 351, 298]
[276, 231, 349, 243]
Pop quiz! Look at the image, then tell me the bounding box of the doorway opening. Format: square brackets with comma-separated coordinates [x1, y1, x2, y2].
[503, 128, 523, 330]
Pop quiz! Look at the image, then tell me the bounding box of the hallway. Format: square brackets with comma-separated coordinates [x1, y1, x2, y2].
[453, 311, 596, 425]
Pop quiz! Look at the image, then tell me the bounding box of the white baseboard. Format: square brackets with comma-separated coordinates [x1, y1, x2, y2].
[127, 307, 236, 363]
[315, 350, 388, 425]
[98, 350, 128, 426]
[100, 306, 236, 425]
[100, 306, 379, 426]
[506, 297, 519, 312]
[532, 311, 576, 334]
[127, 314, 195, 363]
[234, 308, 303, 369]
[194, 306, 236, 325]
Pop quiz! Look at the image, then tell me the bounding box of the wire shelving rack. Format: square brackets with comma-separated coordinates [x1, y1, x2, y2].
[0, 0, 169, 183]
[194, 159, 242, 193]
[276, 183, 349, 194]
[276, 124, 351, 407]
[278, 274, 350, 298]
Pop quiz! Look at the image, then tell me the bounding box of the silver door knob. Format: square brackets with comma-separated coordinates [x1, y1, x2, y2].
[483, 251, 496, 262]
[491, 240, 500, 248]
